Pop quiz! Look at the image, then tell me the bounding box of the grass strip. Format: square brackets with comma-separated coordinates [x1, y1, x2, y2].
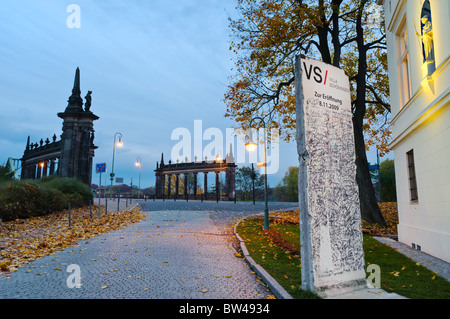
[236, 217, 450, 299]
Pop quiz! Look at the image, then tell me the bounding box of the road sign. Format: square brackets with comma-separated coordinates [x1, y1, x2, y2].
[96, 163, 106, 174]
[116, 177, 123, 183]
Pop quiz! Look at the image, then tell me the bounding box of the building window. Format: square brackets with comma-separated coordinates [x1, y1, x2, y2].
[397, 23, 412, 108]
[407, 149, 418, 202]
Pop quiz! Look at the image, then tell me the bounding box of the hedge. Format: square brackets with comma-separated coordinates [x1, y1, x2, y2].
[0, 177, 93, 222]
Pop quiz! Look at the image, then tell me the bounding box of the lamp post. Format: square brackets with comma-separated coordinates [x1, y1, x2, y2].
[245, 117, 269, 230]
[135, 157, 142, 200]
[110, 132, 123, 199]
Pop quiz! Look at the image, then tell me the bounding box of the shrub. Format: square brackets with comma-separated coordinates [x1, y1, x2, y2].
[40, 186, 68, 213]
[0, 181, 48, 221]
[0, 165, 15, 183]
[38, 175, 61, 184]
[38, 177, 93, 207]
[0, 177, 93, 222]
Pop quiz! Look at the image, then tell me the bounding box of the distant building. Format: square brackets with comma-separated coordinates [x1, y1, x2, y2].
[382, 0, 449, 262]
[21, 68, 99, 185]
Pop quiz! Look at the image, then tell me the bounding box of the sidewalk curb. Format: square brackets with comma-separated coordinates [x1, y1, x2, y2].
[123, 203, 139, 212]
[373, 236, 450, 282]
[234, 217, 294, 300]
[96, 198, 139, 214]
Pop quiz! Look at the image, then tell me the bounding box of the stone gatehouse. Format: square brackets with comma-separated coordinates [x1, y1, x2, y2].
[20, 67, 99, 185]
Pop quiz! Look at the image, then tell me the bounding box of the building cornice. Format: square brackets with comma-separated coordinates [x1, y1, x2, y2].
[389, 86, 449, 149]
[386, 0, 407, 32]
[391, 55, 450, 126]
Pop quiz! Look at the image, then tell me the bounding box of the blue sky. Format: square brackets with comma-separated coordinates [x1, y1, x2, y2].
[0, 0, 385, 189]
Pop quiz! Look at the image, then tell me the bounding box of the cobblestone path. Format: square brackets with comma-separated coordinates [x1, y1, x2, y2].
[0, 208, 277, 299]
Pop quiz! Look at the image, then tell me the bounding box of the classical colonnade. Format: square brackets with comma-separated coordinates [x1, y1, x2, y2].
[154, 154, 236, 201]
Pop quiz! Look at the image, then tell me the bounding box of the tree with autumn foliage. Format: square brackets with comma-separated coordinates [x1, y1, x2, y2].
[164, 175, 185, 196]
[224, 0, 390, 226]
[274, 166, 298, 202]
[0, 165, 15, 183]
[163, 174, 203, 197]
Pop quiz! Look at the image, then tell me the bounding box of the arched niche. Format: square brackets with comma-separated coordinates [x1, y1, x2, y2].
[418, 0, 435, 75]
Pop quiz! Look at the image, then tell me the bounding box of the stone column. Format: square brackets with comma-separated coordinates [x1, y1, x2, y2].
[204, 172, 208, 200]
[42, 160, 48, 177]
[36, 163, 42, 179]
[215, 171, 219, 202]
[225, 166, 236, 201]
[21, 162, 31, 179]
[193, 173, 198, 200]
[184, 173, 188, 199]
[159, 174, 166, 199]
[56, 157, 60, 175]
[49, 159, 55, 176]
[33, 163, 38, 179]
[30, 163, 36, 179]
[26, 163, 34, 179]
[161, 174, 166, 198]
[167, 174, 172, 199]
[155, 173, 159, 198]
[175, 174, 179, 200]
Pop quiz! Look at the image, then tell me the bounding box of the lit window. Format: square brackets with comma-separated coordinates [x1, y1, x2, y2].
[397, 23, 412, 108]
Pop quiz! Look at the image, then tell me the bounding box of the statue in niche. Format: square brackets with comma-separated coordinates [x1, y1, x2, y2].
[415, 15, 434, 62]
[84, 90, 92, 112]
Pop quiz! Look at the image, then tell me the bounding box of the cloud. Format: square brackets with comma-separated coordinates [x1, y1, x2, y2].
[0, 0, 301, 189]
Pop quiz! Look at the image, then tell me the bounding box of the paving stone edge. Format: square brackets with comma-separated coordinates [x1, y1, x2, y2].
[124, 203, 139, 212]
[233, 217, 294, 300]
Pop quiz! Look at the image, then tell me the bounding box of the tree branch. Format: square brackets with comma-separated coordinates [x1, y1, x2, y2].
[366, 85, 391, 112]
[364, 34, 386, 50]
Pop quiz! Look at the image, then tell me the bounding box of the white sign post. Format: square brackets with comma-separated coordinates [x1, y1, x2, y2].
[295, 56, 366, 297]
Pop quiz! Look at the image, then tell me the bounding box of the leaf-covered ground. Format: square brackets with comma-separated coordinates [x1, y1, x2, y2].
[270, 202, 399, 236]
[361, 202, 399, 236]
[0, 205, 146, 273]
[237, 217, 450, 299]
[0, 202, 398, 274]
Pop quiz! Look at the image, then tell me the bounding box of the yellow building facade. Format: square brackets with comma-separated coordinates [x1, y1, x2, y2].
[382, 0, 449, 262]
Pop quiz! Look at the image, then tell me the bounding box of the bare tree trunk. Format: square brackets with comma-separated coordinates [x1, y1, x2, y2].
[353, 116, 387, 226]
[353, 0, 387, 226]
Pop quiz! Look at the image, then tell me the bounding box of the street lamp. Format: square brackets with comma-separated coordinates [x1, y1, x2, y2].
[110, 132, 123, 199]
[135, 157, 142, 200]
[245, 117, 269, 230]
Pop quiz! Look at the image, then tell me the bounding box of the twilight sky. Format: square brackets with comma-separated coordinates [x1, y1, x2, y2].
[0, 0, 384, 189]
